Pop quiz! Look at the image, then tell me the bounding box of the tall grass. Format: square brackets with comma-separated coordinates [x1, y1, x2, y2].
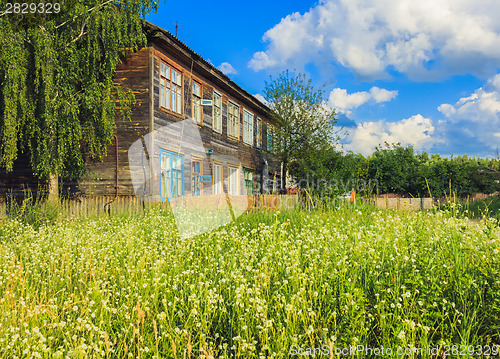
[0, 205, 499, 358]
[468, 196, 500, 222]
[4, 190, 60, 229]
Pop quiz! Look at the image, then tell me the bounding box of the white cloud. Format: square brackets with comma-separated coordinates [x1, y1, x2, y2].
[344, 115, 437, 155]
[328, 86, 398, 114]
[217, 62, 237, 75]
[249, 0, 500, 79]
[437, 73, 500, 150]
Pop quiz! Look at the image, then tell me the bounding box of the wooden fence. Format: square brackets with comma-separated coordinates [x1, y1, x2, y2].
[374, 197, 434, 210]
[0, 194, 493, 220]
[0, 195, 300, 219]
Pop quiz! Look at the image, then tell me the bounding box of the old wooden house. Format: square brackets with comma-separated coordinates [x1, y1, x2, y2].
[0, 21, 281, 204]
[71, 21, 280, 202]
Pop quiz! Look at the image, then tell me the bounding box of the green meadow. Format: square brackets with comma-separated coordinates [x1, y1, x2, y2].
[0, 205, 499, 358]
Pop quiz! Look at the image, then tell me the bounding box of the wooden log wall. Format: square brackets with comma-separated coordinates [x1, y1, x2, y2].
[74, 48, 151, 197]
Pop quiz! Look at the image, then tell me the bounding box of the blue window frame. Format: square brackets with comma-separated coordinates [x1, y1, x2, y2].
[160, 149, 184, 200]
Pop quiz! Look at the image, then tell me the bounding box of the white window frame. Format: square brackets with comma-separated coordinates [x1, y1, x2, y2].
[228, 165, 239, 195]
[227, 101, 239, 139]
[213, 163, 222, 195]
[256, 118, 262, 148]
[192, 81, 202, 124]
[213, 91, 222, 133]
[160, 62, 182, 115]
[242, 109, 254, 146]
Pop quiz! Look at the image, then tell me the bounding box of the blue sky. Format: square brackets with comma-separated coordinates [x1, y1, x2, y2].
[147, 0, 500, 158]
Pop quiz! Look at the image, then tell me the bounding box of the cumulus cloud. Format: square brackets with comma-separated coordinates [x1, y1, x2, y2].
[344, 115, 437, 155]
[217, 62, 237, 75]
[437, 73, 500, 150]
[328, 86, 398, 114]
[249, 0, 500, 79]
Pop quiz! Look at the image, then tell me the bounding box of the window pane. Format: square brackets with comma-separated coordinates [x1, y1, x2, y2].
[228, 167, 238, 195]
[196, 98, 201, 123]
[192, 82, 201, 97]
[161, 63, 170, 79]
[244, 169, 253, 195]
[243, 110, 253, 145]
[160, 79, 166, 108]
[228, 103, 239, 138]
[165, 83, 170, 110]
[256, 119, 261, 148]
[177, 88, 182, 114]
[213, 92, 222, 133]
[172, 156, 179, 170]
[213, 164, 221, 195]
[214, 93, 221, 107]
[171, 90, 176, 113]
[172, 69, 181, 86]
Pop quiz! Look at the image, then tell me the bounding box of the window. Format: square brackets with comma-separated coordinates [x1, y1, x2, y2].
[242, 109, 254, 145]
[227, 101, 239, 138]
[192, 82, 202, 124]
[160, 150, 184, 200]
[256, 118, 262, 148]
[192, 159, 202, 196]
[160, 62, 182, 114]
[213, 163, 222, 195]
[267, 126, 273, 151]
[213, 91, 222, 133]
[228, 166, 239, 195]
[244, 168, 254, 195]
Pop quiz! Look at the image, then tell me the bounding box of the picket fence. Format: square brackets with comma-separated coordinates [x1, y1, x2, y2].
[0, 195, 300, 219]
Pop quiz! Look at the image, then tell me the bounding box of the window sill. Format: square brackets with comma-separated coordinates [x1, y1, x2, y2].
[159, 106, 184, 119]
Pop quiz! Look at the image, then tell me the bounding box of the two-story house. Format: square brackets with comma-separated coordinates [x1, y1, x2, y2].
[73, 21, 281, 201]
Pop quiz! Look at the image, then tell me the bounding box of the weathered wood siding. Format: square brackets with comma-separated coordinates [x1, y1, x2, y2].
[77, 48, 151, 196]
[0, 154, 48, 198]
[151, 43, 280, 196]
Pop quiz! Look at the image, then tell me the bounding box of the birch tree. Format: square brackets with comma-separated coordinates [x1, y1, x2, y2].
[0, 0, 159, 195]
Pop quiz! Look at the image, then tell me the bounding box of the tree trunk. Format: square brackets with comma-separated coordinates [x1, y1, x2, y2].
[48, 173, 59, 202]
[281, 158, 287, 193]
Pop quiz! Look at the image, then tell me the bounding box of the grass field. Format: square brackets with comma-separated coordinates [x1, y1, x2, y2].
[0, 205, 499, 358]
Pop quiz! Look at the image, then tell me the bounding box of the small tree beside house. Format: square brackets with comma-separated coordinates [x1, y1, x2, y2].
[263, 71, 338, 191]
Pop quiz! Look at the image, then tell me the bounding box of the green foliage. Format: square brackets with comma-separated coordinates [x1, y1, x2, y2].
[0, 0, 159, 179]
[264, 71, 337, 190]
[369, 142, 418, 194]
[300, 142, 500, 197]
